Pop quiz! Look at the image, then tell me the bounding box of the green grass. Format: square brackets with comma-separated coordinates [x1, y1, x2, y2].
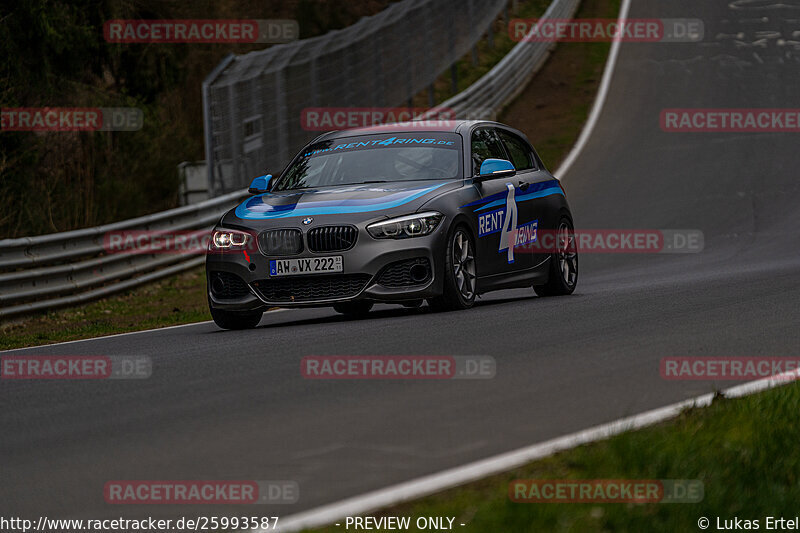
[309, 383, 800, 532]
[0, 267, 211, 350]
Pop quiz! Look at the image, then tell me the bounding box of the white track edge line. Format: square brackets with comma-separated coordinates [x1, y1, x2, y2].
[554, 0, 632, 180]
[270, 369, 800, 532]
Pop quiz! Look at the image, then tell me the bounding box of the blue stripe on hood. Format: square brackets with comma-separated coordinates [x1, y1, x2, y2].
[235, 183, 446, 220]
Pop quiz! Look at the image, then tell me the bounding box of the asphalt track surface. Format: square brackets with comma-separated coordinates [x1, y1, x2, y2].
[3, 0, 800, 522]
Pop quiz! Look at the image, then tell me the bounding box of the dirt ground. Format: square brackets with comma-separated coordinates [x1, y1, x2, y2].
[501, 0, 619, 169]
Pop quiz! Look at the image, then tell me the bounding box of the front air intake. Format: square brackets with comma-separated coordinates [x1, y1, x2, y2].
[209, 272, 251, 299]
[252, 274, 371, 302]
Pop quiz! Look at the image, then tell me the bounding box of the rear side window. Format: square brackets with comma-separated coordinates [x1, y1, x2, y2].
[470, 128, 508, 175]
[497, 130, 536, 171]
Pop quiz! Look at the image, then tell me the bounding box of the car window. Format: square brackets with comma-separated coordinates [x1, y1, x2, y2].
[470, 128, 508, 176]
[272, 133, 462, 191]
[497, 130, 536, 171]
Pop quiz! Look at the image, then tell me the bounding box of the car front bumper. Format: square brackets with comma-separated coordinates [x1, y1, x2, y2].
[206, 223, 448, 310]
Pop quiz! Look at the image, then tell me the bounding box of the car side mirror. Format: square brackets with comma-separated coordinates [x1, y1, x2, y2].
[478, 159, 516, 179]
[248, 174, 272, 194]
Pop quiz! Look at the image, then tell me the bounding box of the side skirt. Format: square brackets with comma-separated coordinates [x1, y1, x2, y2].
[475, 257, 550, 294]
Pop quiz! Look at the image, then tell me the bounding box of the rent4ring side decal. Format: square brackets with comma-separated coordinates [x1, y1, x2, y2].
[477, 183, 539, 264]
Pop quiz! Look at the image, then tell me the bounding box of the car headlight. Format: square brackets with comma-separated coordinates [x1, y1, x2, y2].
[210, 229, 251, 249]
[367, 212, 443, 239]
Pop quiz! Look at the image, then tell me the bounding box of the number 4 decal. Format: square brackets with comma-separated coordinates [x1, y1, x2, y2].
[499, 183, 518, 263]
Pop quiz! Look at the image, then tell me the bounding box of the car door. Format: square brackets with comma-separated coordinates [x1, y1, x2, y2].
[469, 127, 532, 277]
[495, 128, 548, 266]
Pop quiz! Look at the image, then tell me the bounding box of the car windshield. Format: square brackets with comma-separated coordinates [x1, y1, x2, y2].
[271, 133, 462, 191]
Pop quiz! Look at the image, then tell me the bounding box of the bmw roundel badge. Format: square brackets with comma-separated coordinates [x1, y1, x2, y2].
[302, 217, 313, 225]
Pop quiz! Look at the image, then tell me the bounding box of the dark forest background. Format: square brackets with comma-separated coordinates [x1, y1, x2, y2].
[0, 0, 394, 238]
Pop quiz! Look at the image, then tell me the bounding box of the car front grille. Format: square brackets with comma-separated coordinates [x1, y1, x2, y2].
[307, 226, 358, 252]
[377, 258, 432, 287]
[258, 229, 303, 256]
[251, 274, 371, 302]
[209, 271, 251, 299]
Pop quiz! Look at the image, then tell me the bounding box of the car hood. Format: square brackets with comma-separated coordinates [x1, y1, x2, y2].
[232, 180, 458, 222]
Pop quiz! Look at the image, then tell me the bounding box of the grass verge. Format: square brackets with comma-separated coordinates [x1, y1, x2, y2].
[411, 0, 556, 107]
[308, 382, 800, 532]
[0, 267, 210, 350]
[500, 0, 620, 169]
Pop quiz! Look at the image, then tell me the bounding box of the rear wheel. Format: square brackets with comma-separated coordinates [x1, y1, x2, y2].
[333, 301, 374, 317]
[428, 226, 476, 311]
[210, 307, 263, 330]
[534, 216, 578, 296]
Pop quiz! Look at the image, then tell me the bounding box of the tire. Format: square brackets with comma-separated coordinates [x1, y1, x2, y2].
[210, 307, 263, 330]
[534, 216, 578, 297]
[428, 225, 477, 311]
[333, 301, 374, 316]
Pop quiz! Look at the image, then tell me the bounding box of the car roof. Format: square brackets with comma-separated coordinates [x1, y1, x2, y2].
[313, 119, 505, 142]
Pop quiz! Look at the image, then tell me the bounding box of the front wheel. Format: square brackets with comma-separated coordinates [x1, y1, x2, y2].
[534, 216, 578, 297]
[210, 307, 263, 330]
[428, 226, 477, 311]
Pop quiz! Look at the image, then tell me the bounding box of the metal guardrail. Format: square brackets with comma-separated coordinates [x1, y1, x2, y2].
[0, 189, 247, 319]
[430, 0, 581, 119]
[0, 0, 579, 320]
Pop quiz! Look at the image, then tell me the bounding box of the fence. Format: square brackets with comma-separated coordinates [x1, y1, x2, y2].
[203, 0, 508, 195]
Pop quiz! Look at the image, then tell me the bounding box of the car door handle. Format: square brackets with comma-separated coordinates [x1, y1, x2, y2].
[518, 181, 530, 191]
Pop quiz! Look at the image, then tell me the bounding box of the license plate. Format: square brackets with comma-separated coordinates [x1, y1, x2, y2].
[269, 256, 343, 276]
